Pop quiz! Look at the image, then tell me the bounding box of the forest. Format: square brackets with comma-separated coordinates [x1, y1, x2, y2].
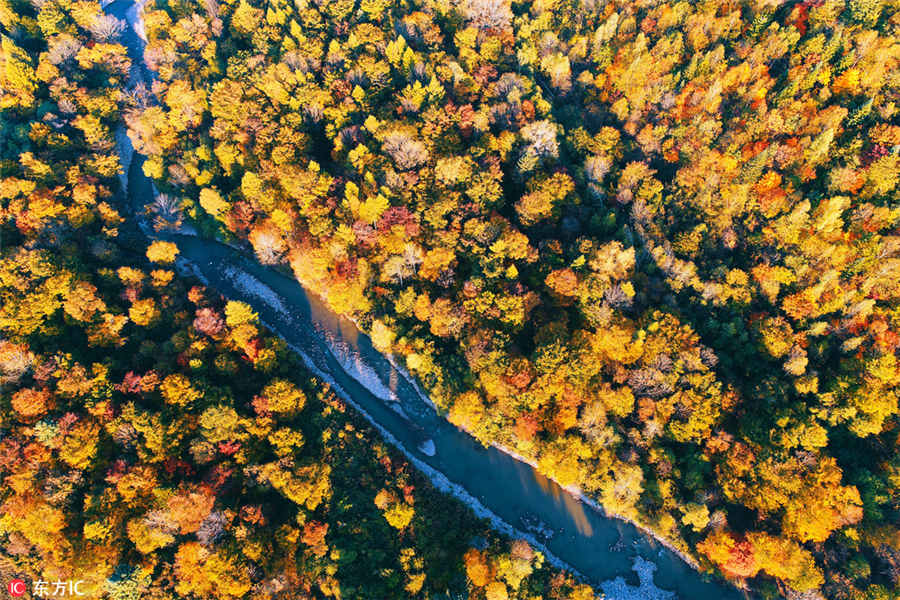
[120, 0, 900, 597]
[2, 0, 899, 598]
[0, 1, 596, 598]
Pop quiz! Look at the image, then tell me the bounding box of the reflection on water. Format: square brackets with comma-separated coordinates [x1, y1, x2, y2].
[306, 286, 361, 351]
[533, 469, 593, 537]
[389, 367, 399, 396]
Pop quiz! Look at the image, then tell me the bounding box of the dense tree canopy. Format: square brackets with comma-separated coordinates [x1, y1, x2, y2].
[128, 0, 900, 597]
[0, 2, 593, 598]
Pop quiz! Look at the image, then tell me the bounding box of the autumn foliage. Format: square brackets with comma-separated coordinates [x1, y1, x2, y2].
[126, 0, 900, 597]
[0, 1, 591, 598]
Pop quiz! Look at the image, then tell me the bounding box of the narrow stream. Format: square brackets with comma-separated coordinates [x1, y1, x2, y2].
[105, 2, 746, 597]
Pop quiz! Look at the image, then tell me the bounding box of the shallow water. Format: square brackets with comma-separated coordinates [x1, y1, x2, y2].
[105, 1, 748, 597]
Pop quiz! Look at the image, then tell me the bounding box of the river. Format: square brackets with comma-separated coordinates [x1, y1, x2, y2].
[104, 2, 747, 598]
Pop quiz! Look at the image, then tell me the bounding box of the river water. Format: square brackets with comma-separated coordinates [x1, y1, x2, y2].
[104, 2, 747, 598]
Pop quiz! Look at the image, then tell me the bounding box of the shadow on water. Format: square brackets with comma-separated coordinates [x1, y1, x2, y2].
[105, 1, 750, 597]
